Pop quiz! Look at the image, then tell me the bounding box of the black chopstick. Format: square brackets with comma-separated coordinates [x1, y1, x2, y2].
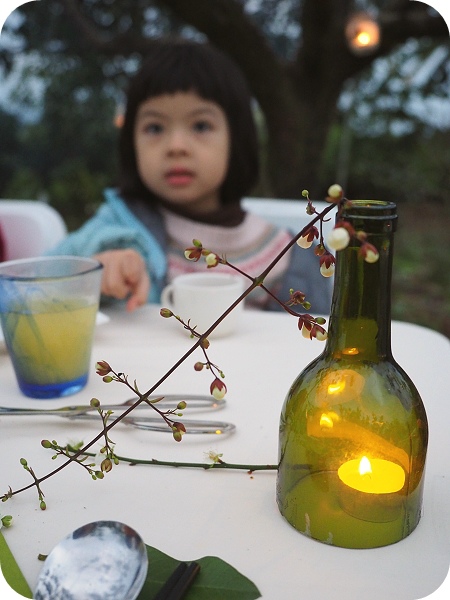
[154, 561, 201, 600]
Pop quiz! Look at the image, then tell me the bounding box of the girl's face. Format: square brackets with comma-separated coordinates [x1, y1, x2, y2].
[134, 91, 230, 214]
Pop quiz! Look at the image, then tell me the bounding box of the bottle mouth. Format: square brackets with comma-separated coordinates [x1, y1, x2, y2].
[341, 200, 397, 233]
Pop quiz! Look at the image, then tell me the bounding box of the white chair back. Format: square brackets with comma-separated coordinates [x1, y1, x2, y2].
[0, 200, 67, 260]
[242, 197, 334, 238]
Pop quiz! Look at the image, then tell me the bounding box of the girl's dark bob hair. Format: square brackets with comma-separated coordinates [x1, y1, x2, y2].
[118, 38, 259, 206]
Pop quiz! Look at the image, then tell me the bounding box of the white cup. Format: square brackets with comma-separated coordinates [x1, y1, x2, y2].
[160, 272, 245, 338]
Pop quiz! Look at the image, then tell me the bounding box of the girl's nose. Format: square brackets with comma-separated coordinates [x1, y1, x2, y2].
[166, 128, 190, 155]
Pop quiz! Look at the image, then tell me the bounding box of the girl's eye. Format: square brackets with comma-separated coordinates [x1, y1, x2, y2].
[193, 120, 213, 133]
[143, 122, 163, 135]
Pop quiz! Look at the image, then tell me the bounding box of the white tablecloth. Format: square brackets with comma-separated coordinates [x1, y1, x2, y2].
[1, 306, 449, 599]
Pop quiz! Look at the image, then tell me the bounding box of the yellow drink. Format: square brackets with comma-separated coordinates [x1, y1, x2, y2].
[2, 301, 98, 397]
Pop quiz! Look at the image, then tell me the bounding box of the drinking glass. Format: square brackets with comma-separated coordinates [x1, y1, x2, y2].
[0, 256, 103, 399]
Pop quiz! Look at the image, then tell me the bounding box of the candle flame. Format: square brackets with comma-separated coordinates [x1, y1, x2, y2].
[359, 456, 372, 476]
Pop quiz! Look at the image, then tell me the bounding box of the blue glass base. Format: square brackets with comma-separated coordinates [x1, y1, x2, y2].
[18, 373, 89, 399]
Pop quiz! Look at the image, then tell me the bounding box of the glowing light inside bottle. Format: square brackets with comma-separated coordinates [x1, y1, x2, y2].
[342, 347, 359, 355]
[320, 413, 334, 429]
[328, 380, 345, 394]
[338, 456, 405, 494]
[358, 456, 372, 476]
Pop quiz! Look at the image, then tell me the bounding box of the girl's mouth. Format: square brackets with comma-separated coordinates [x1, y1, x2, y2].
[165, 168, 195, 186]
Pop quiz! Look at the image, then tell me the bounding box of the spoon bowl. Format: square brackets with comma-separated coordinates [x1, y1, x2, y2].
[34, 520, 148, 600]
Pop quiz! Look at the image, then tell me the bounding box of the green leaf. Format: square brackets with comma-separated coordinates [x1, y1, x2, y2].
[138, 545, 261, 600]
[0, 531, 33, 598]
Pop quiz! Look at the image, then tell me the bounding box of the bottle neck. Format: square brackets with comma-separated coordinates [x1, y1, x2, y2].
[324, 201, 397, 361]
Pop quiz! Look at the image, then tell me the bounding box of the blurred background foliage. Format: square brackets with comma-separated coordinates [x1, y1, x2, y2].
[0, 0, 449, 335]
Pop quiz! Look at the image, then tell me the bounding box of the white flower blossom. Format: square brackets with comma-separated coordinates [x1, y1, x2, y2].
[301, 325, 312, 339]
[205, 253, 218, 267]
[328, 184, 343, 198]
[297, 236, 313, 249]
[320, 263, 335, 277]
[327, 227, 350, 251]
[364, 248, 379, 263]
[315, 329, 328, 341]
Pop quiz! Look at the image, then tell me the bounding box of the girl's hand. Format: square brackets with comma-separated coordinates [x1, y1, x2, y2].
[93, 249, 150, 311]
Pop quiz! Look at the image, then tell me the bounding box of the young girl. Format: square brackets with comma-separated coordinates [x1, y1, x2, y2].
[48, 38, 331, 313]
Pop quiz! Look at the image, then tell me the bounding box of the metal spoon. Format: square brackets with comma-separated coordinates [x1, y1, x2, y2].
[34, 520, 148, 600]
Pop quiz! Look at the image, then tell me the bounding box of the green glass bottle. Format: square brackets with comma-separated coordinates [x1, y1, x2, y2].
[276, 200, 428, 548]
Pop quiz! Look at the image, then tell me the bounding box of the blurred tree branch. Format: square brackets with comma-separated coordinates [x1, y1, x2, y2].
[4, 0, 450, 197]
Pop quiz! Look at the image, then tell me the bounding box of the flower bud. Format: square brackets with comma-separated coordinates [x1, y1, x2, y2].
[319, 253, 336, 278]
[177, 401, 187, 410]
[101, 458, 113, 473]
[160, 308, 173, 318]
[297, 226, 318, 249]
[172, 422, 186, 442]
[327, 184, 343, 199]
[289, 290, 306, 305]
[184, 246, 202, 261]
[315, 328, 328, 341]
[301, 324, 312, 339]
[95, 361, 111, 376]
[361, 242, 379, 263]
[173, 421, 186, 433]
[1, 515, 12, 528]
[320, 263, 335, 277]
[297, 235, 313, 249]
[210, 378, 227, 400]
[102, 375, 113, 383]
[327, 227, 350, 251]
[205, 253, 219, 267]
[306, 201, 315, 215]
[194, 361, 204, 371]
[41, 439, 53, 449]
[364, 249, 379, 263]
[90, 398, 100, 408]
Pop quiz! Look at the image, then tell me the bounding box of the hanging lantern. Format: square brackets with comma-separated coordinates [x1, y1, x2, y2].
[345, 12, 380, 55]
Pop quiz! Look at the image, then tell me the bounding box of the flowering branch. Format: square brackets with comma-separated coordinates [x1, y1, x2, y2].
[1, 184, 375, 511]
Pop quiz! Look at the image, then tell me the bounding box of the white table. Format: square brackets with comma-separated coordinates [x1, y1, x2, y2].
[1, 306, 449, 599]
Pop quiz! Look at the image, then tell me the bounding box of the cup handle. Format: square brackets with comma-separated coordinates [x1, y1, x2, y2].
[160, 284, 174, 308]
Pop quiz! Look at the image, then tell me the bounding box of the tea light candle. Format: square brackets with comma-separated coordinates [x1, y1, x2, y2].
[338, 456, 405, 494]
[337, 456, 406, 523]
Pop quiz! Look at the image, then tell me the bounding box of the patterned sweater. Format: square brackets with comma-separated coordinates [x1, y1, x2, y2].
[48, 189, 332, 313]
[162, 207, 293, 309]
